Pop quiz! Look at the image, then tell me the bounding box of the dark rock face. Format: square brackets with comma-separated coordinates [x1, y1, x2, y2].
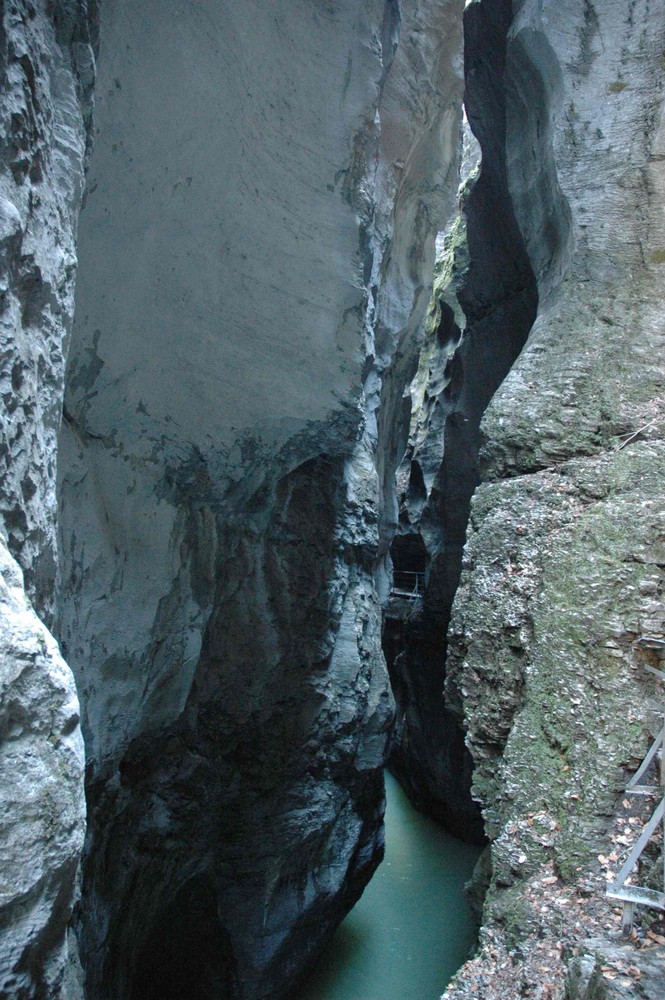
[130, 876, 237, 1000]
[76, 455, 393, 1000]
[386, 0, 573, 840]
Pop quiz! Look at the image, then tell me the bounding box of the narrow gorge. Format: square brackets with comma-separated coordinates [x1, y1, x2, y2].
[1, 2, 663, 999]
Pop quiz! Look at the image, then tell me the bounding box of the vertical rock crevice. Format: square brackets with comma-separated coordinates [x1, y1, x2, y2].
[8, 1, 660, 996]
[385, 0, 573, 842]
[443, 0, 665, 993]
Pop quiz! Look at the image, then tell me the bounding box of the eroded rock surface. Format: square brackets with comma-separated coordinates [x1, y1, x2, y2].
[442, 0, 665, 996]
[3, 0, 663, 997]
[0, 0, 95, 619]
[0, 2, 93, 995]
[0, 533, 85, 998]
[57, 2, 465, 996]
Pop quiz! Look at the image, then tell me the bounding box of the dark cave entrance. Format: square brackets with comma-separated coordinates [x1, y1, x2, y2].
[129, 877, 236, 1000]
[390, 531, 429, 596]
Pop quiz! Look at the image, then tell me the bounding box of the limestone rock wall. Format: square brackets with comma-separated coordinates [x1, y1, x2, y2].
[442, 0, 665, 994]
[0, 534, 85, 999]
[4, 1, 662, 996]
[385, 0, 570, 837]
[0, 0, 95, 619]
[388, 0, 664, 815]
[56, 2, 465, 997]
[0, 2, 94, 995]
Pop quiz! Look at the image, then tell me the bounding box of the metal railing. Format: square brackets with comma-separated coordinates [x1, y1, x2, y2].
[391, 570, 426, 598]
[606, 639, 665, 934]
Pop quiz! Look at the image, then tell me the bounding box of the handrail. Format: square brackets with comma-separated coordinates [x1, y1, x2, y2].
[606, 798, 665, 933]
[606, 655, 664, 934]
[391, 570, 425, 597]
[626, 722, 665, 795]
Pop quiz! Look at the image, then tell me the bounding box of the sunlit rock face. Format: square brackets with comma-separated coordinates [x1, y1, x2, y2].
[0, 535, 85, 999]
[0, 2, 93, 995]
[0, 0, 95, 620]
[58, 2, 464, 996]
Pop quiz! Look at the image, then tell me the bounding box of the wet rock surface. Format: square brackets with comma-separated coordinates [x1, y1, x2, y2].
[76, 456, 394, 1000]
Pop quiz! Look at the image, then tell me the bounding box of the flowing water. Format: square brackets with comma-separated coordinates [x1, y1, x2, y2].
[295, 772, 481, 1000]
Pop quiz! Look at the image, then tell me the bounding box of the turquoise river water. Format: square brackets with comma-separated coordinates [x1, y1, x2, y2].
[295, 772, 481, 1000]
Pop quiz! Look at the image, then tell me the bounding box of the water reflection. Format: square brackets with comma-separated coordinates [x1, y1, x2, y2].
[294, 772, 480, 1000]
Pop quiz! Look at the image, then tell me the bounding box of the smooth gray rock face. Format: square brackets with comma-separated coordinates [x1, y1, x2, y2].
[0, 3, 93, 996]
[58, 2, 464, 996]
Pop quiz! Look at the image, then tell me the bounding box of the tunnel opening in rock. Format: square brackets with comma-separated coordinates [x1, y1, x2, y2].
[407, 459, 427, 509]
[389, 531, 428, 595]
[128, 877, 236, 1000]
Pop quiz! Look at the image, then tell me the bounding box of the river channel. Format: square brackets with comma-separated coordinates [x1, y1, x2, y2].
[295, 772, 481, 1000]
